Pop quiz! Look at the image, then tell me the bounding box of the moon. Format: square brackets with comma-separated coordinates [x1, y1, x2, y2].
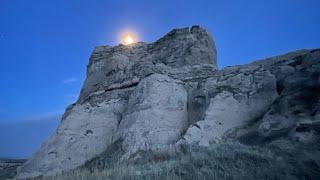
[124, 35, 134, 45]
[119, 30, 138, 45]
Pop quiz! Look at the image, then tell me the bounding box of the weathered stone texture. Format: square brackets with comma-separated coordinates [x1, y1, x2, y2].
[16, 25, 320, 179]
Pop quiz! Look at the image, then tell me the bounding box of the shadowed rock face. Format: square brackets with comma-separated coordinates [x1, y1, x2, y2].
[16, 26, 320, 179]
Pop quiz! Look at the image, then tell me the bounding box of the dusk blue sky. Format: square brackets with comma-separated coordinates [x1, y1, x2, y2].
[1, 0, 320, 158]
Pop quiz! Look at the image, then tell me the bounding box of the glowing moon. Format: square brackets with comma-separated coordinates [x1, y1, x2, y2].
[124, 35, 134, 45]
[120, 30, 139, 45]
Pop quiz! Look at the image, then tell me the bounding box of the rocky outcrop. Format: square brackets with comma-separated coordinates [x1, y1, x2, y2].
[79, 25, 217, 103]
[181, 49, 320, 148]
[16, 26, 320, 179]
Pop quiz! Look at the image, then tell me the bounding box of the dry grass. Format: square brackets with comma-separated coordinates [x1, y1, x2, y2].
[33, 143, 319, 180]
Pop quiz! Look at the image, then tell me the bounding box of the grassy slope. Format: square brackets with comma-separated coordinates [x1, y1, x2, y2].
[34, 143, 319, 180]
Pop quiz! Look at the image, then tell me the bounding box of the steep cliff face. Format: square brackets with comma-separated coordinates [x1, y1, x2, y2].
[16, 26, 320, 179]
[79, 25, 217, 102]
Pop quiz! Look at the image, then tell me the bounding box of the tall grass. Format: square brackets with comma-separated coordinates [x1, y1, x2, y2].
[33, 143, 319, 180]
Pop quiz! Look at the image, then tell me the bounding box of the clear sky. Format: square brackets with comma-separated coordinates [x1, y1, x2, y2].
[0, 0, 320, 158]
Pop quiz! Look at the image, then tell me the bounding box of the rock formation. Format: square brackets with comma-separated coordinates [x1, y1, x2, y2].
[16, 26, 320, 179]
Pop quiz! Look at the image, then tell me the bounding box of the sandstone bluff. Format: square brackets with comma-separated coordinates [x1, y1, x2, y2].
[16, 26, 320, 179]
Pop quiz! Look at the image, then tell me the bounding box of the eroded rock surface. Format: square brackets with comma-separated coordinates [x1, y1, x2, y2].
[118, 74, 188, 157]
[180, 64, 279, 145]
[79, 25, 217, 102]
[16, 26, 320, 179]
